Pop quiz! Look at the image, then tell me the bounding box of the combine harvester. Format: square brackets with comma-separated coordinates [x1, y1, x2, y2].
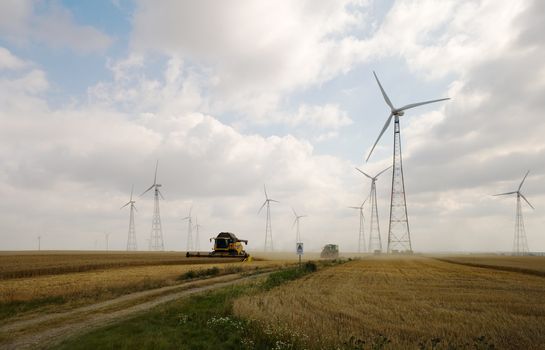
[186, 232, 251, 261]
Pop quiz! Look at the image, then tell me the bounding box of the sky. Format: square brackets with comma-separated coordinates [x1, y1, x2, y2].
[0, 0, 544, 253]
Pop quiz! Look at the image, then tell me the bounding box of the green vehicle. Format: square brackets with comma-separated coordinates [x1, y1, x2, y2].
[320, 244, 339, 259]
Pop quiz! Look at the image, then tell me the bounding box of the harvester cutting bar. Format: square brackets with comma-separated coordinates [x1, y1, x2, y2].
[186, 251, 248, 259]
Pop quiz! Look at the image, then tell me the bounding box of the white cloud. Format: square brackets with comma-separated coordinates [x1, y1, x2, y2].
[0, 47, 28, 70]
[362, 0, 527, 79]
[0, 0, 112, 53]
[1, 0, 545, 254]
[131, 0, 371, 118]
[0, 56, 363, 251]
[0, 0, 31, 43]
[289, 104, 353, 129]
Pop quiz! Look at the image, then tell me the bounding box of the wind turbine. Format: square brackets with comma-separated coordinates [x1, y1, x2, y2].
[258, 185, 279, 251]
[194, 217, 201, 251]
[494, 170, 534, 255]
[141, 160, 165, 251]
[292, 208, 307, 244]
[105, 233, 110, 252]
[121, 185, 138, 251]
[348, 197, 368, 253]
[356, 166, 391, 252]
[367, 71, 449, 253]
[182, 207, 193, 252]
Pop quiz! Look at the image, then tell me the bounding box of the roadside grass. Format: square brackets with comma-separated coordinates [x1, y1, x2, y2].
[53, 263, 319, 350]
[0, 296, 66, 321]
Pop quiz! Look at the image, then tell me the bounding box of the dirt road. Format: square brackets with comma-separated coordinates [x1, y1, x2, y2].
[0, 271, 272, 350]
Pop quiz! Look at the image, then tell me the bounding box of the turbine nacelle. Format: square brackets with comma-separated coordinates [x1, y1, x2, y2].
[493, 170, 534, 210]
[366, 71, 449, 162]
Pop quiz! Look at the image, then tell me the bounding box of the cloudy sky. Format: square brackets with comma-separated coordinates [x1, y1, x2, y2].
[0, 0, 543, 253]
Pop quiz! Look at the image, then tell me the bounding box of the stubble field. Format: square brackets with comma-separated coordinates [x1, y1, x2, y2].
[234, 255, 545, 349]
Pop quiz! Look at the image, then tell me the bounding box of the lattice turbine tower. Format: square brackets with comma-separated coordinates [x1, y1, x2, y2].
[141, 161, 165, 251]
[356, 166, 391, 252]
[182, 207, 193, 252]
[121, 185, 138, 251]
[494, 170, 534, 256]
[366, 71, 449, 253]
[349, 197, 368, 253]
[259, 185, 278, 251]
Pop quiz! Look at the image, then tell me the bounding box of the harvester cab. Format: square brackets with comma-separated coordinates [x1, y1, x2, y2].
[210, 232, 248, 257]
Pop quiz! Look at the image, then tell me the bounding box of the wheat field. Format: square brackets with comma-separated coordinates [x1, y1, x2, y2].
[0, 251, 247, 279]
[234, 256, 545, 349]
[0, 251, 288, 315]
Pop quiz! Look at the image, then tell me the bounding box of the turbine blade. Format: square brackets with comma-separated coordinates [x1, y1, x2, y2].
[120, 202, 131, 209]
[292, 218, 297, 228]
[348, 206, 360, 209]
[133, 204, 138, 212]
[376, 165, 393, 178]
[518, 170, 530, 191]
[130, 185, 134, 201]
[158, 189, 165, 200]
[355, 167, 373, 180]
[520, 193, 535, 210]
[397, 98, 450, 112]
[361, 193, 371, 208]
[292, 207, 297, 217]
[366, 113, 394, 162]
[140, 184, 154, 196]
[263, 184, 268, 200]
[493, 191, 517, 196]
[269, 199, 280, 203]
[373, 71, 394, 110]
[258, 201, 267, 214]
[154, 160, 159, 185]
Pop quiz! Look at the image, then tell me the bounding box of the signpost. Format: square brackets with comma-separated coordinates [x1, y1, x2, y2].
[296, 242, 303, 268]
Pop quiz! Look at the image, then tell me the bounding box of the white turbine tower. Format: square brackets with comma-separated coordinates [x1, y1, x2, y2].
[182, 207, 193, 252]
[356, 166, 391, 253]
[367, 71, 449, 253]
[258, 185, 279, 252]
[349, 197, 368, 253]
[141, 160, 165, 251]
[121, 185, 138, 251]
[494, 170, 534, 256]
[292, 208, 307, 244]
